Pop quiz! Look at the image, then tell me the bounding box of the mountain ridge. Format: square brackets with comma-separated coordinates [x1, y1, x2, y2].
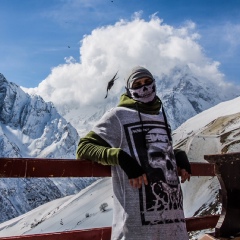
[0, 73, 96, 224]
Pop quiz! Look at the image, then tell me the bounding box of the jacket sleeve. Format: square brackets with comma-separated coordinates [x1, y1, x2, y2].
[174, 148, 192, 174]
[76, 131, 121, 166]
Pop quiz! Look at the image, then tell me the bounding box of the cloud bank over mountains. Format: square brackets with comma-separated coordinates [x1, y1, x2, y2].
[25, 15, 237, 111]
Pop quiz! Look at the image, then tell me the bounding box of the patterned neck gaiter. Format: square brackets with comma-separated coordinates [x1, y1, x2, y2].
[128, 81, 156, 103]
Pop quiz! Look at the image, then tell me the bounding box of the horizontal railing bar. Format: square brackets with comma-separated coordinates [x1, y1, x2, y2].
[0, 215, 220, 240]
[0, 227, 111, 240]
[0, 158, 215, 178]
[0, 158, 111, 178]
[186, 214, 220, 232]
[190, 162, 215, 176]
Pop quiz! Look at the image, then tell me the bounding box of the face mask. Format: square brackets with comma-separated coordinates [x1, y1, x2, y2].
[128, 81, 156, 103]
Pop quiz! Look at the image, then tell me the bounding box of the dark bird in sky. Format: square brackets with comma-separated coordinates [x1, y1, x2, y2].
[105, 71, 118, 98]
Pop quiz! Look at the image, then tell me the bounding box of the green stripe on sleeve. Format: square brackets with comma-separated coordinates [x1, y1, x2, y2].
[76, 131, 121, 166]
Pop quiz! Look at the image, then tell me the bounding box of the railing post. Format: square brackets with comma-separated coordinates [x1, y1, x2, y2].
[204, 152, 240, 238]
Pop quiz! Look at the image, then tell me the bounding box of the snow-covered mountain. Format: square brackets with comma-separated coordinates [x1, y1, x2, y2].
[0, 73, 96, 223]
[0, 178, 113, 237]
[0, 95, 239, 238]
[0, 73, 78, 158]
[173, 96, 240, 157]
[56, 65, 239, 136]
[173, 96, 240, 239]
[157, 66, 236, 130]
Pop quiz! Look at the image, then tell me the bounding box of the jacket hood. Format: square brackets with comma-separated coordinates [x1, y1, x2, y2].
[117, 94, 162, 115]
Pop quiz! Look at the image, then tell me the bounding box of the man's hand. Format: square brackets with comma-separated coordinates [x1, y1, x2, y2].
[129, 174, 148, 188]
[180, 168, 191, 183]
[174, 149, 192, 182]
[118, 150, 145, 181]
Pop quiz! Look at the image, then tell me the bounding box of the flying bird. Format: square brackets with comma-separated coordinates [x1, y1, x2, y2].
[105, 71, 118, 98]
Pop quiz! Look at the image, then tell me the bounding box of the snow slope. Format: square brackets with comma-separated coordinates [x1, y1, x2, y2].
[0, 178, 113, 237]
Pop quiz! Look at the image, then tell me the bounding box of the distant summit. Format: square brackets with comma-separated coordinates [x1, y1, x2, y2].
[53, 65, 239, 135]
[0, 73, 78, 158]
[156, 65, 237, 129]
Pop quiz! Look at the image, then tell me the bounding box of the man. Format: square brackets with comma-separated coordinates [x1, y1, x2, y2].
[77, 66, 191, 240]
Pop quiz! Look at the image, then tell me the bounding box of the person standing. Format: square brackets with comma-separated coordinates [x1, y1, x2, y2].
[76, 66, 191, 240]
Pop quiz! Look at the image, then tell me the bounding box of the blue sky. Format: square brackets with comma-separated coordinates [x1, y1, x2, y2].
[1, 0, 240, 88]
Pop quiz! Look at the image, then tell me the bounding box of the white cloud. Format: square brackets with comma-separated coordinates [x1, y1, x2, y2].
[27, 15, 229, 109]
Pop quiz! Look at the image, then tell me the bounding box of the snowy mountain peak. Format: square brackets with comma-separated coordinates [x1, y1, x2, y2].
[52, 65, 239, 135]
[0, 74, 96, 225]
[0, 73, 79, 158]
[155, 66, 238, 130]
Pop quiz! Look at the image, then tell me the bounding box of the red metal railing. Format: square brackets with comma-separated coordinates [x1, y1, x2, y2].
[0, 227, 112, 240]
[0, 215, 220, 240]
[0, 158, 214, 178]
[1, 153, 239, 239]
